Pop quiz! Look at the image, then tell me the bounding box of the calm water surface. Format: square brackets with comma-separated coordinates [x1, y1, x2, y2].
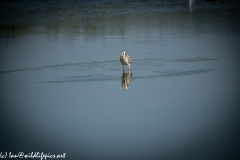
[1, 0, 240, 160]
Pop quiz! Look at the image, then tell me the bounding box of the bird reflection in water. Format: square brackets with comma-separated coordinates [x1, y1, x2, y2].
[121, 70, 133, 90]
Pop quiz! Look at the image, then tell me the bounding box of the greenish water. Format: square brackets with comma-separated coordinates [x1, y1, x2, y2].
[1, 1, 240, 160]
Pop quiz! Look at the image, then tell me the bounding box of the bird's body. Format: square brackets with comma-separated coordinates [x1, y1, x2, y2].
[120, 51, 132, 70]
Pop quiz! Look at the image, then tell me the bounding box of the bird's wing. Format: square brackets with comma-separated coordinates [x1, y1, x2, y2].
[126, 55, 132, 63]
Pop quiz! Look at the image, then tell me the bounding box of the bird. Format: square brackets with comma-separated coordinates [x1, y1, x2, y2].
[120, 51, 132, 70]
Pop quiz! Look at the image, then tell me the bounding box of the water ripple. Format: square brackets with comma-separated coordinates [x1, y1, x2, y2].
[0, 57, 218, 75]
[0, 57, 218, 83]
[38, 68, 214, 83]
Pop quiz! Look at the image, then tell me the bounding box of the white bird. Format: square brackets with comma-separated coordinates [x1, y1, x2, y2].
[120, 51, 132, 70]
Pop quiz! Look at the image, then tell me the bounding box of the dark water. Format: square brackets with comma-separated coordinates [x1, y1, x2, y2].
[1, 0, 240, 160]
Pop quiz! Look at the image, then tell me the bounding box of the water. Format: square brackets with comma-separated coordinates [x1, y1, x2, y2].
[1, 0, 240, 160]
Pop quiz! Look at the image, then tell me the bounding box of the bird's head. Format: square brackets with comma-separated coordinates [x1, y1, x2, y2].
[121, 51, 126, 58]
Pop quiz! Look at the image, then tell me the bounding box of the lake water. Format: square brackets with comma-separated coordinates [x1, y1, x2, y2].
[1, 0, 240, 160]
